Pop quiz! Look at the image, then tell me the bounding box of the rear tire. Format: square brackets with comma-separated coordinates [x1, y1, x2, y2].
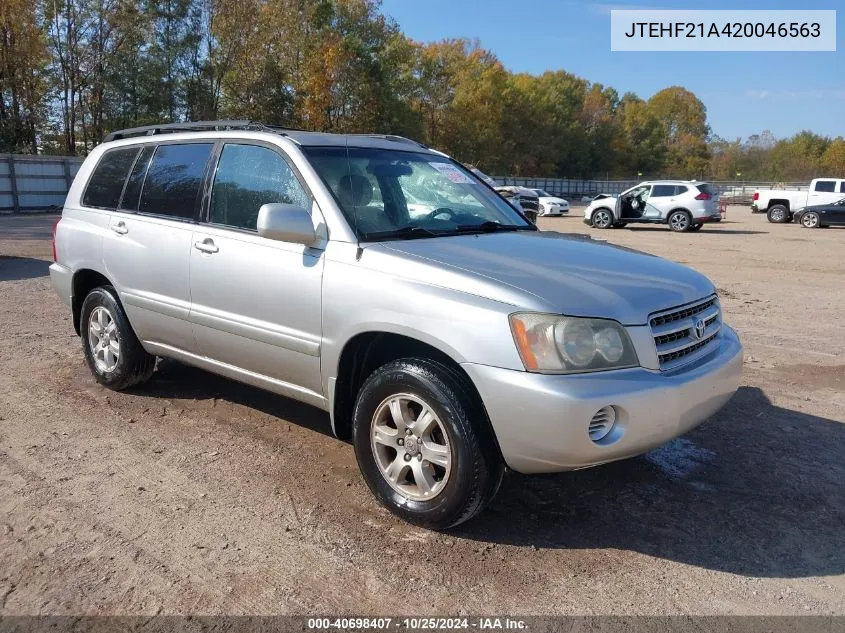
[668, 210, 692, 232]
[80, 286, 156, 390]
[767, 204, 789, 223]
[352, 358, 503, 530]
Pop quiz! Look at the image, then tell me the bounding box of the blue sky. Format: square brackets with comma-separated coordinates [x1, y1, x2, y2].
[379, 0, 843, 141]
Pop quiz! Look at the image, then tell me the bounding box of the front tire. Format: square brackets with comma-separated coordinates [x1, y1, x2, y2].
[801, 211, 820, 229]
[668, 210, 692, 232]
[80, 286, 156, 390]
[767, 204, 789, 223]
[591, 209, 613, 229]
[352, 358, 503, 530]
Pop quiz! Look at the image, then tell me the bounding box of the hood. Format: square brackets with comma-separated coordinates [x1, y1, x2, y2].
[378, 231, 715, 325]
[540, 196, 569, 205]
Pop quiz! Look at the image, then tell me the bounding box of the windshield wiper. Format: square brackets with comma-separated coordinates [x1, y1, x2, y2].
[454, 221, 529, 233]
[362, 226, 442, 241]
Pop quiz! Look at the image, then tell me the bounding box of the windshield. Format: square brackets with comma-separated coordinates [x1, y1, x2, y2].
[303, 146, 533, 240]
[534, 189, 551, 197]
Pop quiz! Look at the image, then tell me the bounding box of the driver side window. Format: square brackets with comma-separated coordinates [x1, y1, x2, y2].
[209, 144, 310, 231]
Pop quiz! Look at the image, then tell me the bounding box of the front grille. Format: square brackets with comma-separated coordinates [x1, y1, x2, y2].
[650, 295, 721, 371]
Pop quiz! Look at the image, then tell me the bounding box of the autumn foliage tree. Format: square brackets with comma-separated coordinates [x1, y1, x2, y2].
[0, 0, 841, 180]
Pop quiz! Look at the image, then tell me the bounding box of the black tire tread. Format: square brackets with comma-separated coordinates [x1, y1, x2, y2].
[80, 286, 156, 391]
[353, 357, 503, 530]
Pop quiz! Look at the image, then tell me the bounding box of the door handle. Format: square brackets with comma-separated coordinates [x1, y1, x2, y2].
[193, 239, 219, 254]
[111, 222, 128, 235]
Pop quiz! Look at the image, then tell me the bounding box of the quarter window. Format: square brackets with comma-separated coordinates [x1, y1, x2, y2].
[675, 185, 688, 195]
[838, 182, 845, 194]
[650, 185, 675, 197]
[209, 144, 310, 231]
[83, 147, 139, 209]
[814, 180, 836, 192]
[139, 143, 214, 220]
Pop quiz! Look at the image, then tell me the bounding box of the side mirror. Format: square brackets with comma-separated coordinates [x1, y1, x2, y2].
[257, 203, 317, 246]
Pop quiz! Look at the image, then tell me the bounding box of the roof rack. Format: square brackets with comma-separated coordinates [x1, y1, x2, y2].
[103, 120, 293, 143]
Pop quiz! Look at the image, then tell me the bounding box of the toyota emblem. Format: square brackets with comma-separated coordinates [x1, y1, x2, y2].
[693, 318, 706, 340]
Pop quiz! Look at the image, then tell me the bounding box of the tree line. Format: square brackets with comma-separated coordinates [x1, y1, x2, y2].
[1, 0, 843, 180]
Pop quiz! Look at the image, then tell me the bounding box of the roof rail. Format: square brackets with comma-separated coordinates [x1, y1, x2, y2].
[102, 120, 291, 143]
[354, 134, 429, 149]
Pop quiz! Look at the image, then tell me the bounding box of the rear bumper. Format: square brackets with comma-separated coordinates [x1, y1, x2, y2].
[49, 262, 73, 308]
[463, 326, 742, 474]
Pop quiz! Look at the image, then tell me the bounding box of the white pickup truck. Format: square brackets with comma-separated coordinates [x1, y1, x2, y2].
[752, 178, 845, 223]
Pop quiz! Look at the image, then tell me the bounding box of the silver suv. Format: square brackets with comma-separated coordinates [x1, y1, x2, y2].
[50, 122, 742, 529]
[585, 180, 720, 231]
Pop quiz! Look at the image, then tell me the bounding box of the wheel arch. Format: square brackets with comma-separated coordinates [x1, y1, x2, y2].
[767, 199, 790, 211]
[71, 268, 115, 334]
[330, 331, 503, 462]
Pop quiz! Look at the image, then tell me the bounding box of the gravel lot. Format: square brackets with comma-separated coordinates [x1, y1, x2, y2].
[0, 208, 843, 616]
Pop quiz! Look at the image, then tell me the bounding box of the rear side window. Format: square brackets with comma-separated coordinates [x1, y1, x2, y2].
[209, 144, 310, 231]
[82, 147, 139, 209]
[139, 143, 214, 220]
[814, 180, 836, 192]
[119, 145, 155, 211]
[651, 185, 675, 197]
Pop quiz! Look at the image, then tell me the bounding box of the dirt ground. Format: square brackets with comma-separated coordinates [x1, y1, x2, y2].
[0, 208, 843, 616]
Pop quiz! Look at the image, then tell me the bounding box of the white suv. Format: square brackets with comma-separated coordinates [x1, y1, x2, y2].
[584, 181, 720, 232]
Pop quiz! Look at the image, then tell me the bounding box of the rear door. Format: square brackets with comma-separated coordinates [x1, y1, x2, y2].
[807, 179, 841, 206]
[188, 141, 325, 399]
[645, 184, 675, 218]
[102, 142, 214, 353]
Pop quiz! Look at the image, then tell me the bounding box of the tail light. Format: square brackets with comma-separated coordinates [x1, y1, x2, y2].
[752, 192, 759, 201]
[695, 192, 712, 200]
[52, 218, 61, 262]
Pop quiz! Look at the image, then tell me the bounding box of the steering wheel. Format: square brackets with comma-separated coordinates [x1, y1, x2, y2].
[425, 207, 455, 221]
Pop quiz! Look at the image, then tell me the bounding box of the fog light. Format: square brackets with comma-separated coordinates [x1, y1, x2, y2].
[588, 406, 617, 442]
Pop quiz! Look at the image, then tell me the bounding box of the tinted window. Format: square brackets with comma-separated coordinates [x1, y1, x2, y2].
[696, 183, 713, 195]
[209, 144, 310, 231]
[83, 147, 139, 209]
[814, 180, 836, 192]
[119, 145, 155, 211]
[139, 143, 213, 219]
[651, 185, 675, 197]
[839, 182, 845, 194]
[675, 185, 689, 195]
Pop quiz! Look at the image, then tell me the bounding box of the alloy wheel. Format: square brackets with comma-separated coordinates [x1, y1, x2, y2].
[593, 211, 611, 228]
[88, 306, 120, 373]
[370, 393, 451, 501]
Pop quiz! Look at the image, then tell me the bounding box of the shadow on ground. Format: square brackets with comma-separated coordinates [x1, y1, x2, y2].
[131, 359, 335, 439]
[0, 256, 51, 281]
[127, 358, 844, 580]
[457, 385, 845, 579]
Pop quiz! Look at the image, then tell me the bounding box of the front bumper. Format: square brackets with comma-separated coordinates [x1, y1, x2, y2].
[463, 326, 742, 474]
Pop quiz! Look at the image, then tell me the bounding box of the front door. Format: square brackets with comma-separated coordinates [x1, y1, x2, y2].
[821, 199, 845, 225]
[189, 142, 325, 400]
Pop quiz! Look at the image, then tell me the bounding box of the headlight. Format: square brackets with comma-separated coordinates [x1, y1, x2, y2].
[509, 313, 639, 373]
[539, 203, 545, 212]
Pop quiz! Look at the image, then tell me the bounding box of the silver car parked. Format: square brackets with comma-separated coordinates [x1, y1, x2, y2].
[50, 121, 742, 529]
